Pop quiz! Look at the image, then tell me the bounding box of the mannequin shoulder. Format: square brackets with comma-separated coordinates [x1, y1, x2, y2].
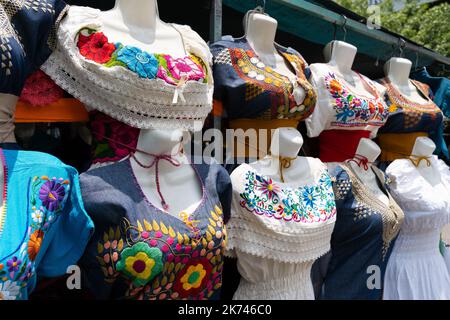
[209, 36, 238, 55]
[229, 163, 254, 187]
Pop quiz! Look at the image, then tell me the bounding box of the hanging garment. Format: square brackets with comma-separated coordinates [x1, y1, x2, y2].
[210, 36, 317, 163]
[383, 157, 450, 300]
[412, 68, 450, 119]
[377, 78, 448, 161]
[42, 6, 213, 131]
[305, 64, 389, 162]
[321, 163, 404, 300]
[78, 159, 232, 300]
[0, 0, 69, 144]
[226, 158, 336, 300]
[0, 148, 94, 300]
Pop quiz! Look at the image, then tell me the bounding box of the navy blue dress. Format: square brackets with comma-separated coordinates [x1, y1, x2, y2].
[320, 164, 404, 300]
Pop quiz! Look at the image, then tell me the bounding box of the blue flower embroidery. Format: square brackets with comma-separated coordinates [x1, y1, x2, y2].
[302, 187, 316, 208]
[116, 46, 158, 79]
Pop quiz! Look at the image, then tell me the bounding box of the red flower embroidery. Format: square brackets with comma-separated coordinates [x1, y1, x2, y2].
[173, 259, 212, 298]
[78, 32, 116, 64]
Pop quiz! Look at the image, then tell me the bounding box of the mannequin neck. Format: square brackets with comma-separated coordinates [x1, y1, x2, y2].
[134, 129, 185, 164]
[246, 12, 278, 56]
[348, 138, 380, 173]
[384, 58, 412, 87]
[111, 0, 159, 30]
[411, 137, 435, 170]
[326, 41, 357, 76]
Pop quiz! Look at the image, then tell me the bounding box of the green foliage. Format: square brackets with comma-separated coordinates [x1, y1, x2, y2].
[333, 0, 450, 58]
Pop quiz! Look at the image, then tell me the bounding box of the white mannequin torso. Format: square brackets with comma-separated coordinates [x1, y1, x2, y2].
[130, 129, 203, 217]
[347, 138, 389, 205]
[98, 0, 187, 58]
[248, 127, 319, 184]
[384, 57, 429, 103]
[245, 12, 305, 102]
[320, 40, 386, 97]
[411, 137, 444, 188]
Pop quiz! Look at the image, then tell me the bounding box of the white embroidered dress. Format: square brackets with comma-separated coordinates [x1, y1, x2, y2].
[41, 5, 213, 131]
[384, 156, 450, 300]
[226, 159, 337, 300]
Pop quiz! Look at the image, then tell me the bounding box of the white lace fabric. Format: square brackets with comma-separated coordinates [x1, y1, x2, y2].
[226, 160, 336, 299]
[383, 157, 450, 300]
[41, 6, 213, 131]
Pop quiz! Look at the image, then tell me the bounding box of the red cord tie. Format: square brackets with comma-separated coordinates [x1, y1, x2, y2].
[131, 152, 181, 211]
[348, 154, 370, 171]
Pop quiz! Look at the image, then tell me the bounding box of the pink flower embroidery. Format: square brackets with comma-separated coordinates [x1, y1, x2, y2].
[157, 55, 205, 85]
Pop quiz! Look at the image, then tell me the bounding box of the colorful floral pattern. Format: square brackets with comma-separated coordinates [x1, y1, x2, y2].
[76, 28, 207, 84]
[96, 205, 226, 300]
[0, 176, 70, 300]
[240, 171, 336, 223]
[89, 111, 140, 164]
[78, 31, 116, 64]
[325, 72, 388, 128]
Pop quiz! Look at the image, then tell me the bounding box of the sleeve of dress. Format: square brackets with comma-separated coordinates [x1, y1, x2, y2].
[304, 64, 333, 138]
[35, 165, 94, 278]
[215, 164, 233, 224]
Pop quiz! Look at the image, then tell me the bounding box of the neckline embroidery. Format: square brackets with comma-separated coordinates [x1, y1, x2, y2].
[239, 167, 336, 224]
[340, 163, 404, 259]
[324, 72, 388, 126]
[76, 27, 207, 88]
[382, 77, 440, 112]
[222, 38, 317, 120]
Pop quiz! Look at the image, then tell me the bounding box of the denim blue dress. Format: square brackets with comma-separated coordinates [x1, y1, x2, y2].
[78, 159, 232, 300]
[320, 163, 404, 300]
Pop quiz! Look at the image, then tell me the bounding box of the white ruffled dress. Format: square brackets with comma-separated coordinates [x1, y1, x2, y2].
[384, 156, 450, 300]
[226, 159, 337, 300]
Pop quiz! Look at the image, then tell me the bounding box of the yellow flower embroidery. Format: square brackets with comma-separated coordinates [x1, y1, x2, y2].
[180, 263, 207, 291]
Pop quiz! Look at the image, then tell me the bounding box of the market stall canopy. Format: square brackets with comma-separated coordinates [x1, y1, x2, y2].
[222, 0, 450, 71]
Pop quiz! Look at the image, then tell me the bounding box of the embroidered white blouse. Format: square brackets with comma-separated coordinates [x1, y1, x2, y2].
[226, 158, 336, 300]
[42, 5, 213, 131]
[305, 63, 389, 138]
[384, 157, 450, 300]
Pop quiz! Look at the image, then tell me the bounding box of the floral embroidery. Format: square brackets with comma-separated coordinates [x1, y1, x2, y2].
[174, 259, 212, 298]
[19, 70, 64, 106]
[39, 179, 67, 211]
[157, 55, 205, 85]
[27, 230, 44, 262]
[96, 205, 226, 300]
[325, 72, 388, 128]
[0, 176, 71, 300]
[240, 171, 336, 223]
[116, 46, 159, 79]
[116, 242, 164, 286]
[0, 280, 20, 300]
[76, 29, 207, 85]
[77, 31, 116, 64]
[89, 111, 140, 164]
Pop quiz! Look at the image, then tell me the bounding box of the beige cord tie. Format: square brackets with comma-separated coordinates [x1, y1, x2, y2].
[279, 156, 296, 183]
[409, 155, 432, 168]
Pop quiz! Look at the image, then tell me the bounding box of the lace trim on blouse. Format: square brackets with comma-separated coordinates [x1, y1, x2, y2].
[42, 6, 213, 131]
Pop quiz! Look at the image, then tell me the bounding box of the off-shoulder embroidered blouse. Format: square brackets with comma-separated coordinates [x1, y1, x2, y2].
[226, 159, 336, 300]
[305, 64, 389, 139]
[0, 149, 94, 300]
[42, 5, 214, 131]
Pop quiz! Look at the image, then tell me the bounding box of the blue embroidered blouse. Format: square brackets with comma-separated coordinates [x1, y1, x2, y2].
[0, 0, 68, 95]
[320, 164, 404, 300]
[210, 36, 317, 122]
[78, 158, 232, 300]
[0, 148, 94, 300]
